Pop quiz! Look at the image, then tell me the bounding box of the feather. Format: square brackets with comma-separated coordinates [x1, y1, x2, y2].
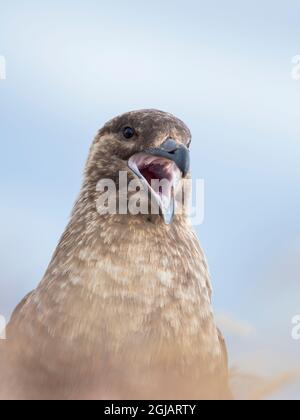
[0, 110, 231, 400]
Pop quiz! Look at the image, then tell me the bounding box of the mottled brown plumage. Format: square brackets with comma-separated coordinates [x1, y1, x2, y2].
[0, 110, 232, 400]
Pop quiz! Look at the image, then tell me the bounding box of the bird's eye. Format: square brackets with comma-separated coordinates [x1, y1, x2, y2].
[122, 126, 135, 139]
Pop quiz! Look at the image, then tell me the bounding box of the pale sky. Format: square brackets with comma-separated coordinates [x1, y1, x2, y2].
[0, 0, 300, 399]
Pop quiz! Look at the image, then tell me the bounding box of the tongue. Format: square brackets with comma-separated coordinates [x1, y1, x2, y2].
[140, 165, 172, 202]
[140, 166, 175, 225]
[128, 153, 181, 225]
[140, 164, 169, 185]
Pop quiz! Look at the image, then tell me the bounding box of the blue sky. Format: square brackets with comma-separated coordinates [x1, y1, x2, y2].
[0, 1, 300, 399]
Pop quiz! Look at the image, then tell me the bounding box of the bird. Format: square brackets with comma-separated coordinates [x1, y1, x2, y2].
[0, 109, 232, 400]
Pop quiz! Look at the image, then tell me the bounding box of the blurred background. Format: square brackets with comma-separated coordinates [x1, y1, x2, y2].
[0, 0, 299, 399]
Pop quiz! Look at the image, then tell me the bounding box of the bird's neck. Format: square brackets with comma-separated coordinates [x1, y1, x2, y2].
[14, 209, 221, 391]
[42, 210, 203, 302]
[36, 208, 214, 338]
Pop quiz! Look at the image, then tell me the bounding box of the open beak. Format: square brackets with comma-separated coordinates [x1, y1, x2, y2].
[128, 139, 190, 224]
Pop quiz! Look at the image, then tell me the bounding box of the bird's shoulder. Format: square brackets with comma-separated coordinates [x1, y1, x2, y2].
[216, 328, 234, 399]
[217, 328, 229, 368]
[6, 291, 35, 337]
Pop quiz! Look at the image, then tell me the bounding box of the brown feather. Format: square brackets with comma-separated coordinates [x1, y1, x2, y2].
[1, 110, 231, 400]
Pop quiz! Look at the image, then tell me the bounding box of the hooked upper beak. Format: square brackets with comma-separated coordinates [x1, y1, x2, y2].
[128, 139, 190, 225]
[145, 138, 190, 177]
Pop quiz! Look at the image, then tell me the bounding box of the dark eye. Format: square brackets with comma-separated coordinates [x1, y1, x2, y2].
[122, 126, 135, 139]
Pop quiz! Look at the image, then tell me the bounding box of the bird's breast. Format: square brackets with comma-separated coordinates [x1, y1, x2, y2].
[8, 219, 223, 398]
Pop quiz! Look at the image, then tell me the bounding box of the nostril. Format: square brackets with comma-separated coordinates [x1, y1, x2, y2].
[161, 138, 179, 153]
